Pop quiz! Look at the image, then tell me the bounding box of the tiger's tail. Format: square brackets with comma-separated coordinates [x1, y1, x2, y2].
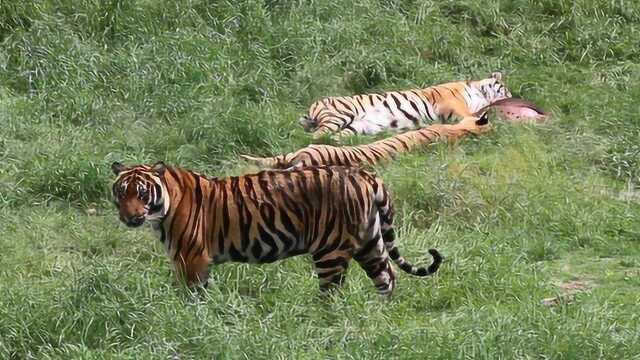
[390, 247, 443, 277]
[299, 115, 318, 132]
[375, 181, 442, 277]
[383, 221, 443, 277]
[240, 154, 287, 169]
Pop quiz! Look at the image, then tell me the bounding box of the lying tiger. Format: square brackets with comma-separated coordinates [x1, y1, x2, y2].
[243, 117, 489, 169]
[300, 72, 511, 138]
[111, 162, 442, 295]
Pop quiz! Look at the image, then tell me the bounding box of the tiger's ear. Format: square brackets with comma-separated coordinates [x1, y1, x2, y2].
[490, 72, 503, 81]
[152, 161, 167, 175]
[111, 162, 128, 175]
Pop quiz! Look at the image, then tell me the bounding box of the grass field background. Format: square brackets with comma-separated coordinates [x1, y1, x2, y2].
[1, 1, 640, 358]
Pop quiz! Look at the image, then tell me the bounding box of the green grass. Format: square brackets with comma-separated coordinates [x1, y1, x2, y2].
[1, 0, 640, 358]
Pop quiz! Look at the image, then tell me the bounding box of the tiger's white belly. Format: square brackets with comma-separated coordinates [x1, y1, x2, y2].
[354, 104, 422, 135]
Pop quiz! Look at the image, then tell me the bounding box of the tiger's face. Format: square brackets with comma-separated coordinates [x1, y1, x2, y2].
[111, 162, 169, 228]
[475, 72, 512, 103]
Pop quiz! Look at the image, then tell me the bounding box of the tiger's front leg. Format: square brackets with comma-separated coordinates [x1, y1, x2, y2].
[452, 115, 493, 137]
[174, 253, 211, 289]
[312, 250, 353, 293]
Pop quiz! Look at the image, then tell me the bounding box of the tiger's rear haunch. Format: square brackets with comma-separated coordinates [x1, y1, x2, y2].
[242, 118, 489, 169]
[111, 163, 442, 295]
[301, 72, 510, 138]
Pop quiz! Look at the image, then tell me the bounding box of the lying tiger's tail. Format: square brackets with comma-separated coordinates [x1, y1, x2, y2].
[298, 114, 319, 132]
[240, 154, 288, 169]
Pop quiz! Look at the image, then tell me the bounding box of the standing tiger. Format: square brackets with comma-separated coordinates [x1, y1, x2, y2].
[111, 162, 442, 295]
[242, 118, 489, 169]
[301, 72, 511, 137]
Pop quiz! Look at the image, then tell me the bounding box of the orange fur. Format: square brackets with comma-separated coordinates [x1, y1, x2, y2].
[243, 118, 490, 169]
[301, 73, 510, 138]
[112, 164, 442, 294]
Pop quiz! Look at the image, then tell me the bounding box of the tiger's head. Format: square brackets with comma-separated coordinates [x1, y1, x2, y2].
[473, 72, 512, 103]
[111, 162, 170, 228]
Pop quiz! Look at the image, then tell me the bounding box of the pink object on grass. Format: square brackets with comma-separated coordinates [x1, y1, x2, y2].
[477, 98, 549, 124]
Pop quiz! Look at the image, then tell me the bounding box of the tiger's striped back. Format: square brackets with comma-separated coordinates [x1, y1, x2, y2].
[112, 163, 442, 295]
[242, 117, 489, 169]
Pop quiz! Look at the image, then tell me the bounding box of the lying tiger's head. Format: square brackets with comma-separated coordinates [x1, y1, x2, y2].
[111, 162, 169, 228]
[473, 72, 512, 103]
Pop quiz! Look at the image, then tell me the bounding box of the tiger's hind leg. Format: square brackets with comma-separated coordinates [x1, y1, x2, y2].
[354, 233, 397, 297]
[312, 250, 352, 293]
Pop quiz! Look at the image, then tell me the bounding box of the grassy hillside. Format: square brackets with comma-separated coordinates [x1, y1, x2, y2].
[1, 0, 639, 358]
